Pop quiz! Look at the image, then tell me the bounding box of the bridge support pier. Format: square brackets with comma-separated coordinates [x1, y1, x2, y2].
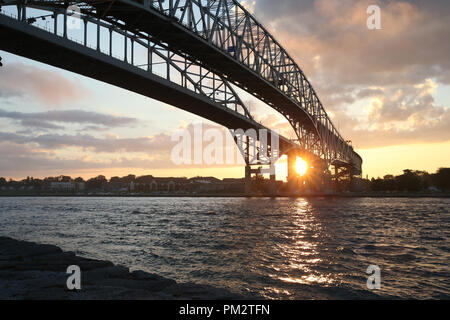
[287, 152, 299, 194]
[244, 163, 278, 196]
[0, 0, 363, 200]
[332, 165, 355, 193]
[245, 165, 252, 195]
[334, 166, 339, 193]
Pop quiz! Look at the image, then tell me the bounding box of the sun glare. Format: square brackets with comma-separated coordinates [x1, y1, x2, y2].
[296, 157, 307, 176]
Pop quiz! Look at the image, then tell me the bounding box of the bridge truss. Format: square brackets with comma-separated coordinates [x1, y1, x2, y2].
[0, 0, 362, 178]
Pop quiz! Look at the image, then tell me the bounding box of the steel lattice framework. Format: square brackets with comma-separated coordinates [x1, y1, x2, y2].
[0, 0, 362, 174]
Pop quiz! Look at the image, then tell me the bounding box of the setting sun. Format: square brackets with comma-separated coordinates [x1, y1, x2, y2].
[296, 157, 308, 176]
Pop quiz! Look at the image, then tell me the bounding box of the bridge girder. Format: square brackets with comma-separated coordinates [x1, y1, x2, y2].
[0, 7, 298, 162]
[89, 0, 362, 173]
[0, 0, 362, 175]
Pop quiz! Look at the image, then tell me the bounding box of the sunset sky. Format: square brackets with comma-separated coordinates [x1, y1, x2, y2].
[1, 0, 449, 180]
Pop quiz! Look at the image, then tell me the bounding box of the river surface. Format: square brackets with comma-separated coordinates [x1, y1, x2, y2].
[0, 197, 449, 299]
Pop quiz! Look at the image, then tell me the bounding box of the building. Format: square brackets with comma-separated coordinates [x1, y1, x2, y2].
[133, 176, 189, 192]
[49, 181, 75, 192]
[49, 181, 85, 192]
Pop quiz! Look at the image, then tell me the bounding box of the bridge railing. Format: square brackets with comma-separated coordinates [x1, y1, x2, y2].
[0, 2, 257, 122]
[1, 0, 362, 173]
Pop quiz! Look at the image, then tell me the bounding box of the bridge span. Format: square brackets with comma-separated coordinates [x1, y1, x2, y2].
[0, 0, 362, 194]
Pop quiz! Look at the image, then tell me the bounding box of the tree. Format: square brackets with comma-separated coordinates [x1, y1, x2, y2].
[86, 175, 107, 190]
[383, 175, 396, 191]
[119, 175, 136, 184]
[434, 168, 450, 191]
[395, 170, 422, 192]
[370, 178, 385, 192]
[252, 173, 266, 192]
[415, 171, 431, 190]
[110, 176, 120, 184]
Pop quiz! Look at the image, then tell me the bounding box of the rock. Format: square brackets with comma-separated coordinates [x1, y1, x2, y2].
[164, 282, 243, 300]
[83, 265, 130, 283]
[131, 270, 170, 282]
[0, 236, 243, 300]
[0, 240, 62, 258]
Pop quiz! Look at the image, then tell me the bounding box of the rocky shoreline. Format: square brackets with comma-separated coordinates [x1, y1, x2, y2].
[0, 236, 244, 300]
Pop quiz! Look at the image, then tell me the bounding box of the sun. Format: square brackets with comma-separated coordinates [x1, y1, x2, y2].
[296, 157, 307, 176]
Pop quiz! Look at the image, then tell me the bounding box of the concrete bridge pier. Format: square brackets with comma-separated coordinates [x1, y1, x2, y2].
[302, 169, 314, 195]
[245, 163, 278, 195]
[332, 165, 353, 193]
[245, 165, 252, 195]
[287, 152, 299, 194]
[333, 165, 339, 193]
[244, 165, 261, 195]
[320, 169, 333, 194]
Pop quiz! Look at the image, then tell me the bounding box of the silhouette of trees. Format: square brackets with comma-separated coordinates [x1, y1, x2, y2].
[251, 173, 266, 193]
[433, 168, 450, 191]
[86, 175, 107, 191]
[1, 168, 449, 194]
[395, 170, 422, 192]
[369, 168, 449, 192]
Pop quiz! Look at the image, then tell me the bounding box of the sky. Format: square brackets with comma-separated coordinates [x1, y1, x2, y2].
[0, 0, 449, 180]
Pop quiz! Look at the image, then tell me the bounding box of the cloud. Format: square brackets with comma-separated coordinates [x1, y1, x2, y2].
[241, 0, 256, 13]
[0, 132, 172, 154]
[0, 142, 171, 174]
[252, 0, 450, 85]
[350, 113, 450, 148]
[0, 122, 248, 176]
[366, 80, 441, 123]
[254, 113, 295, 138]
[334, 79, 450, 148]
[0, 122, 232, 156]
[247, 0, 450, 148]
[0, 122, 254, 177]
[0, 108, 139, 131]
[0, 62, 91, 106]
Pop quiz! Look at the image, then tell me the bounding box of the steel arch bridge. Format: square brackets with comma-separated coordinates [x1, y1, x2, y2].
[0, 0, 362, 190]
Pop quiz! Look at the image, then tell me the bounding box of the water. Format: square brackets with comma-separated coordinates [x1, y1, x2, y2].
[0, 196, 449, 299]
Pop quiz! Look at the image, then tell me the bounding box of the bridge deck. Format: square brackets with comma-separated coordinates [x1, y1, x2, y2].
[0, 13, 300, 157]
[0, 1, 361, 173]
[92, 1, 316, 132]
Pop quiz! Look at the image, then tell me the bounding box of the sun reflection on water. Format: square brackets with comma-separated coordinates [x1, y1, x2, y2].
[272, 198, 334, 288]
[279, 274, 334, 285]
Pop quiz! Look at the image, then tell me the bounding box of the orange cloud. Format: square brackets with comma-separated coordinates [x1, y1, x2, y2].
[0, 62, 91, 107]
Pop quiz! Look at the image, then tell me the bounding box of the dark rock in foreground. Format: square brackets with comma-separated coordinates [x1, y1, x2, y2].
[0, 236, 243, 300]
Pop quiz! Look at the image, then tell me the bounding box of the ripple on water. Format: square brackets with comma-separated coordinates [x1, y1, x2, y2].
[0, 196, 449, 299]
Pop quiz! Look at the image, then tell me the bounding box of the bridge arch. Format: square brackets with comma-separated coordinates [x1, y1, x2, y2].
[81, 0, 362, 173]
[0, 0, 362, 176]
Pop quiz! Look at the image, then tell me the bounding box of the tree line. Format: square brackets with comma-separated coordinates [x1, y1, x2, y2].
[369, 168, 450, 192]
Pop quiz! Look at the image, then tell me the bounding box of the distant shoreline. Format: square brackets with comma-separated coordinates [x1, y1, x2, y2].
[1, 192, 449, 198]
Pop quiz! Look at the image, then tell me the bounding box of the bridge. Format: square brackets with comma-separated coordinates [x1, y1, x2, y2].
[0, 0, 362, 194]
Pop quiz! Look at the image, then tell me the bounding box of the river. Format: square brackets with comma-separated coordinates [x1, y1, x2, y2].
[0, 196, 448, 299]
